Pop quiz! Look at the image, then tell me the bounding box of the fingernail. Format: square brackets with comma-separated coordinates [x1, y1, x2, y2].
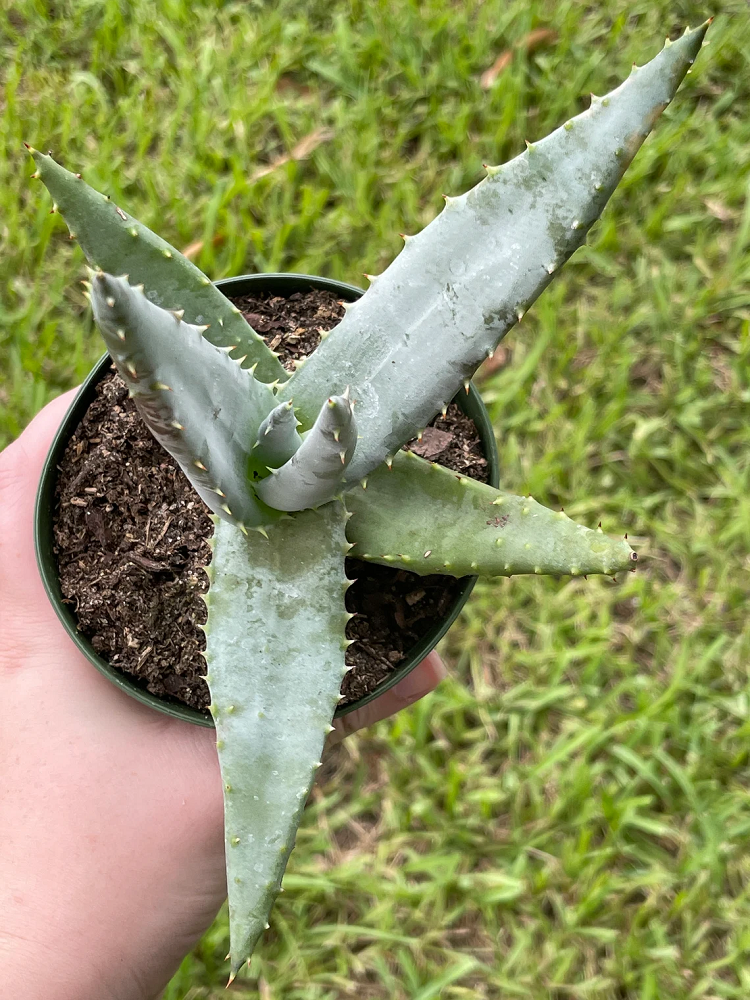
[392, 652, 447, 705]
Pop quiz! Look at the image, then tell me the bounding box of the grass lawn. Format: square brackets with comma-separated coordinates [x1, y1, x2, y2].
[3, 0, 750, 996]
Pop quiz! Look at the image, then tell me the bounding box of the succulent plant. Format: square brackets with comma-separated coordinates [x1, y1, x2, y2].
[29, 23, 708, 981]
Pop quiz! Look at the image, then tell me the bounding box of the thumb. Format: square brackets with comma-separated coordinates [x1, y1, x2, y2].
[0, 388, 79, 597]
[0, 389, 79, 517]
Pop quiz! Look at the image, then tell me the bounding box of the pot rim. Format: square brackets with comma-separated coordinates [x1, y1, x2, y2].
[34, 271, 500, 726]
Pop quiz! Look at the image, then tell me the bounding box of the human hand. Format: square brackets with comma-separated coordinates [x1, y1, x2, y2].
[0, 391, 447, 1000]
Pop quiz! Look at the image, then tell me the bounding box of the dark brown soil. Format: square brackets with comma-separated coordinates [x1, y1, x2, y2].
[52, 287, 490, 713]
[231, 289, 342, 373]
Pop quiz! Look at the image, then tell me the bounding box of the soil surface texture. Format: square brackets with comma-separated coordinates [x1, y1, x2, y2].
[52, 286, 490, 712]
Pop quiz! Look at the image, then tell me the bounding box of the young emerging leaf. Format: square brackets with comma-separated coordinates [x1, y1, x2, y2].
[203, 505, 350, 979]
[251, 400, 302, 471]
[346, 451, 636, 578]
[90, 272, 280, 529]
[280, 24, 709, 483]
[28, 149, 286, 383]
[255, 393, 357, 511]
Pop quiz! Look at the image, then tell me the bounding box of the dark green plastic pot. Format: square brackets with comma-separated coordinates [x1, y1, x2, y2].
[35, 272, 500, 726]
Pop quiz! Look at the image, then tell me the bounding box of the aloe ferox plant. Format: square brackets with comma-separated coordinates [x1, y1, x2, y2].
[27, 23, 708, 979]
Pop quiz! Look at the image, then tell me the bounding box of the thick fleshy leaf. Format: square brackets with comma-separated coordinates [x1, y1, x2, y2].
[346, 451, 636, 578]
[203, 506, 350, 979]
